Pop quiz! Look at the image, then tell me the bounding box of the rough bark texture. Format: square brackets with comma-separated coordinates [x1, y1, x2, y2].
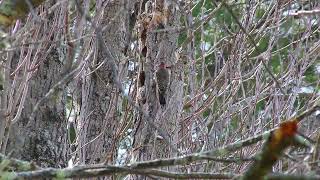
[2, 3, 69, 167]
[76, 0, 136, 165]
[11, 49, 68, 168]
[132, 0, 183, 165]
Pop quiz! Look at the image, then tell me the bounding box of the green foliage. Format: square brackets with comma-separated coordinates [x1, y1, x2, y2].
[0, 159, 17, 180]
[289, 19, 306, 35]
[68, 124, 76, 144]
[255, 7, 266, 19]
[270, 56, 281, 74]
[54, 170, 67, 180]
[257, 36, 269, 52]
[66, 95, 73, 110]
[216, 8, 233, 28]
[192, 0, 214, 17]
[230, 115, 239, 130]
[304, 65, 317, 84]
[202, 108, 211, 118]
[177, 31, 187, 46]
[18, 162, 31, 171]
[251, 35, 270, 57]
[256, 99, 265, 113]
[0, 172, 17, 180]
[0, 159, 10, 172]
[275, 37, 290, 58]
[293, 97, 302, 110]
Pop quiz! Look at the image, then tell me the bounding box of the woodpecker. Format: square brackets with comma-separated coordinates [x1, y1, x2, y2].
[156, 62, 169, 105]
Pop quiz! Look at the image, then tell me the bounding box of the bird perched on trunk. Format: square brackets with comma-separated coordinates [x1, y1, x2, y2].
[156, 62, 169, 105]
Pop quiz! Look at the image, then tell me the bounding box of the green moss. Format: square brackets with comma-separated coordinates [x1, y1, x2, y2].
[54, 170, 67, 180]
[18, 162, 31, 171]
[0, 172, 17, 180]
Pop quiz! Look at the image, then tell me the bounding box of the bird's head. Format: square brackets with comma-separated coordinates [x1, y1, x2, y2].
[159, 62, 166, 69]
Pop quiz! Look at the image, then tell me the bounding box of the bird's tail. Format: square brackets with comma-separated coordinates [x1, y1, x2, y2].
[159, 93, 166, 105]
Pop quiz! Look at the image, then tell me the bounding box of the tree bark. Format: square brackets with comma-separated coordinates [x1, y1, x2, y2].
[75, 0, 136, 165]
[132, 0, 183, 164]
[1, 2, 69, 167]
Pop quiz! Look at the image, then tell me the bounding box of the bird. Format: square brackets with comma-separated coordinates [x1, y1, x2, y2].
[156, 62, 169, 105]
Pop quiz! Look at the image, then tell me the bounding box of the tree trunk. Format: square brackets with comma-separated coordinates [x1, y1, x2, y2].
[1, 3, 69, 167]
[132, 0, 183, 165]
[75, 0, 136, 165]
